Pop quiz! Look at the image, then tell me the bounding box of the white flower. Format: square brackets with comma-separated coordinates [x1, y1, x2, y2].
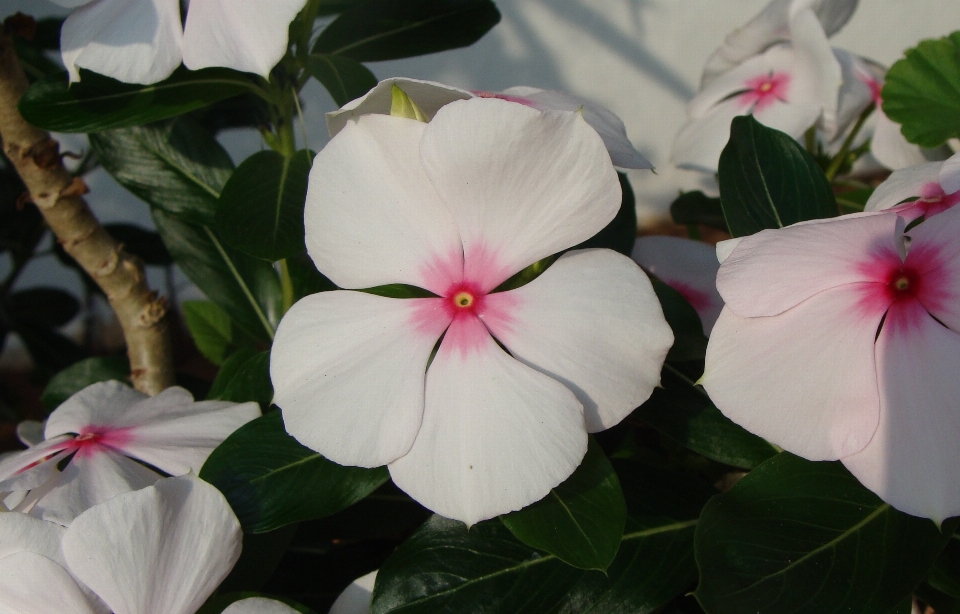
[0, 381, 259, 525]
[325, 77, 653, 170]
[865, 151, 960, 220]
[631, 236, 723, 335]
[51, 0, 308, 84]
[328, 571, 377, 614]
[0, 474, 247, 614]
[270, 98, 673, 525]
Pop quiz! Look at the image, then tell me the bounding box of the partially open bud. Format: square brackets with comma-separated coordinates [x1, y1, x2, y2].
[390, 85, 428, 121]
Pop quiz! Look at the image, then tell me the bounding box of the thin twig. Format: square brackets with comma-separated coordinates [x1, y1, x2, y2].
[0, 27, 174, 394]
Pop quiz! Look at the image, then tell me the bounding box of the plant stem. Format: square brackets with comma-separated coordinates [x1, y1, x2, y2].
[0, 28, 174, 394]
[825, 103, 875, 182]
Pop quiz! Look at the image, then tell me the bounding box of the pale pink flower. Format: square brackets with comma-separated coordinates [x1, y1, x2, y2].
[631, 236, 723, 335]
[702, 207, 960, 522]
[329, 570, 378, 614]
[0, 381, 259, 525]
[51, 0, 307, 84]
[270, 98, 673, 525]
[865, 151, 960, 221]
[0, 474, 246, 614]
[325, 77, 653, 170]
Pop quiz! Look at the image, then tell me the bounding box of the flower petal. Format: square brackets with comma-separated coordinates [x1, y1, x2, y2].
[0, 552, 100, 614]
[60, 0, 183, 85]
[870, 110, 937, 171]
[389, 321, 587, 525]
[326, 77, 473, 137]
[182, 0, 307, 77]
[420, 98, 621, 289]
[632, 236, 724, 334]
[222, 597, 301, 614]
[329, 570, 378, 614]
[865, 161, 941, 212]
[16, 420, 45, 447]
[33, 450, 161, 525]
[271, 291, 450, 467]
[484, 249, 672, 432]
[672, 98, 746, 174]
[902, 204, 960, 331]
[841, 301, 960, 523]
[788, 7, 842, 134]
[702, 285, 885, 461]
[0, 435, 74, 484]
[717, 212, 903, 317]
[62, 474, 242, 614]
[0, 511, 65, 562]
[45, 380, 147, 439]
[939, 151, 960, 195]
[305, 114, 463, 294]
[499, 87, 653, 169]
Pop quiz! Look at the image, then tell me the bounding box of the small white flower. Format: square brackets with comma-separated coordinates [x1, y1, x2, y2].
[0, 381, 259, 525]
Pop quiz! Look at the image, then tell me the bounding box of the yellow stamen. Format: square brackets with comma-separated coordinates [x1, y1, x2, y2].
[454, 291, 474, 308]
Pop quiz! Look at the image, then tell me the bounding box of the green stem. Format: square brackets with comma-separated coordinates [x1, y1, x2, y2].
[804, 126, 817, 155]
[825, 103, 875, 182]
[279, 258, 295, 314]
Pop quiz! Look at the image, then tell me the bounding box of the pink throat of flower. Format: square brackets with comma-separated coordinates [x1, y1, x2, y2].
[739, 72, 790, 113]
[915, 182, 960, 218]
[69, 425, 133, 458]
[471, 90, 537, 107]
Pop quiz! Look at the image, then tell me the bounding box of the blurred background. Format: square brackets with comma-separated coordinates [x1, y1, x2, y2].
[1, 0, 958, 366]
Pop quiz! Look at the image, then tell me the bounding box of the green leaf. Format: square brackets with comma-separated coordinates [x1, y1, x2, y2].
[215, 150, 313, 261]
[718, 115, 837, 238]
[41, 356, 129, 412]
[285, 252, 337, 301]
[635, 367, 778, 470]
[572, 172, 638, 257]
[207, 350, 273, 409]
[305, 54, 378, 107]
[152, 210, 281, 341]
[883, 32, 960, 148]
[372, 462, 712, 614]
[89, 118, 234, 225]
[313, 0, 501, 62]
[651, 277, 708, 362]
[930, 532, 960, 598]
[500, 438, 626, 571]
[836, 186, 875, 214]
[19, 67, 258, 133]
[182, 301, 255, 366]
[670, 190, 728, 232]
[200, 411, 389, 533]
[695, 453, 955, 614]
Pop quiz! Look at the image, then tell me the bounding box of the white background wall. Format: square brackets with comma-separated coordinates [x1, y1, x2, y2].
[2, 0, 959, 362]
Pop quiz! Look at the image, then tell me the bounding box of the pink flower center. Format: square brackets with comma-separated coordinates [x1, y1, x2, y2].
[68, 425, 133, 458]
[739, 72, 790, 113]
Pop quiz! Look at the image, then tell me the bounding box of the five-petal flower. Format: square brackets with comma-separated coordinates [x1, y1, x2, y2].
[865, 151, 960, 221]
[0, 381, 259, 525]
[702, 207, 960, 522]
[51, 0, 308, 84]
[270, 98, 673, 525]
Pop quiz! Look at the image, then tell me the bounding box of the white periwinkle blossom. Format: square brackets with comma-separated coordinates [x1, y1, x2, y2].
[51, 0, 308, 84]
[0, 381, 259, 525]
[325, 77, 654, 170]
[672, 0, 858, 173]
[270, 97, 673, 526]
[0, 474, 299, 614]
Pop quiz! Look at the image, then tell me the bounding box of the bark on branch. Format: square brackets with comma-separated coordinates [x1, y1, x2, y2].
[0, 29, 174, 395]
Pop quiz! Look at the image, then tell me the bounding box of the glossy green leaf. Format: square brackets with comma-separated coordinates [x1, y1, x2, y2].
[372, 462, 713, 614]
[929, 532, 960, 598]
[91, 119, 281, 340]
[19, 67, 258, 133]
[200, 411, 389, 533]
[883, 32, 960, 148]
[89, 119, 234, 225]
[182, 301, 254, 366]
[215, 150, 313, 261]
[635, 367, 777, 470]
[695, 453, 954, 614]
[500, 438, 626, 571]
[40, 356, 129, 412]
[313, 0, 501, 62]
[305, 54, 378, 106]
[207, 350, 273, 410]
[572, 172, 637, 257]
[152, 210, 281, 341]
[718, 115, 837, 238]
[670, 191, 727, 232]
[651, 278, 708, 362]
[285, 252, 337, 302]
